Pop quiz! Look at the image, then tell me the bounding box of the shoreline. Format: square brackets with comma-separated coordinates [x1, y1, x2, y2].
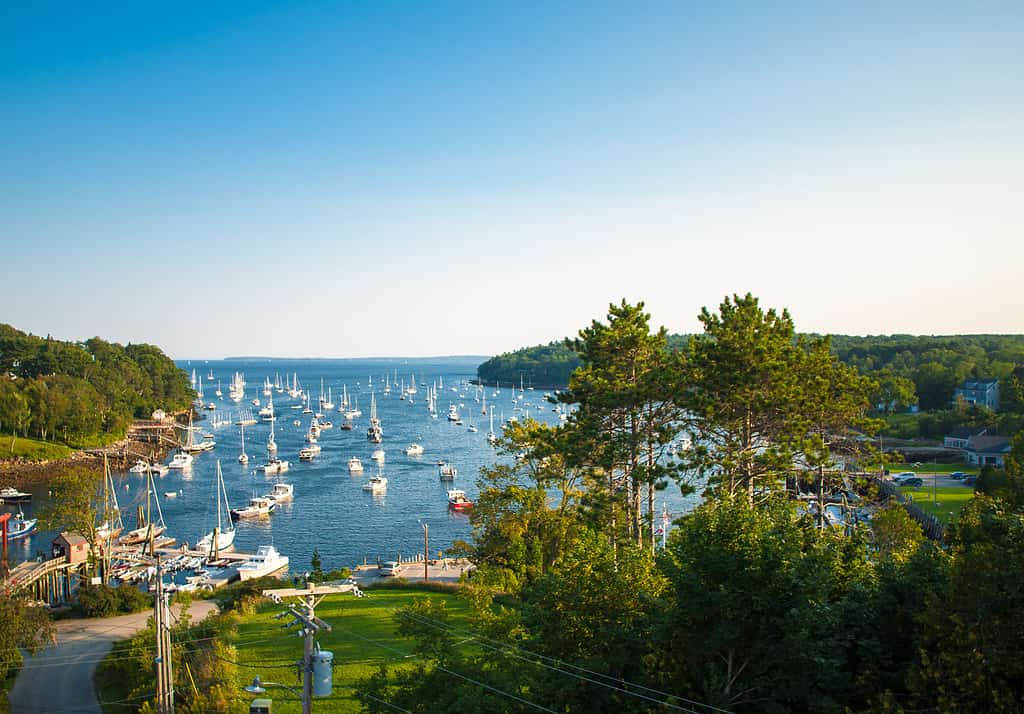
[0, 436, 174, 487]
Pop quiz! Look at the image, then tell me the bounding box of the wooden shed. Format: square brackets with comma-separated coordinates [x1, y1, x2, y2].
[52, 532, 89, 564]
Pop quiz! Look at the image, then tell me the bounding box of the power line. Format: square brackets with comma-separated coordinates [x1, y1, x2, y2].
[397, 610, 706, 713]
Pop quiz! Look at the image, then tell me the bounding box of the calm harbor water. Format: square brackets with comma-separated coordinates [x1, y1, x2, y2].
[4, 357, 697, 572]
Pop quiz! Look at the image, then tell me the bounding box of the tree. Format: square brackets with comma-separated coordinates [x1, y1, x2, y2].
[0, 595, 53, 683]
[37, 466, 103, 565]
[871, 505, 925, 563]
[871, 367, 917, 413]
[560, 300, 683, 551]
[682, 294, 804, 503]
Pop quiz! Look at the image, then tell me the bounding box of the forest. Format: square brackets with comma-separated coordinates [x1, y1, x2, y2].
[0, 323, 193, 448]
[477, 331, 1024, 420]
[364, 296, 1024, 713]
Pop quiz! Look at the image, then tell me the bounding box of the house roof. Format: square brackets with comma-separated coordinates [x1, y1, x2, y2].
[55, 531, 89, 546]
[958, 379, 999, 390]
[965, 435, 1011, 453]
[947, 426, 986, 440]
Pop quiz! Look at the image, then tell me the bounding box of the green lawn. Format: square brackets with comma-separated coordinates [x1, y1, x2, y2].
[229, 585, 472, 713]
[0, 433, 73, 462]
[888, 462, 977, 475]
[900, 485, 975, 524]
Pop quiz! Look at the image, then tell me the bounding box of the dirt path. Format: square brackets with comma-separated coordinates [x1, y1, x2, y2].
[8, 600, 218, 713]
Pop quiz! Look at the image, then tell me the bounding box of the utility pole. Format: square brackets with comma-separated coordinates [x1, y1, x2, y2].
[263, 582, 357, 714]
[153, 555, 174, 714]
[422, 522, 429, 581]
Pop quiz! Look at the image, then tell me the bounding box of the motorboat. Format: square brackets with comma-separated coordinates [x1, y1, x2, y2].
[371, 448, 385, 462]
[6, 511, 37, 539]
[404, 443, 424, 456]
[129, 460, 150, 474]
[362, 475, 387, 493]
[439, 463, 457, 480]
[237, 545, 289, 581]
[266, 482, 294, 503]
[447, 404, 459, 422]
[348, 457, 364, 473]
[167, 451, 194, 470]
[447, 489, 473, 510]
[256, 458, 290, 475]
[298, 444, 320, 461]
[0, 487, 32, 504]
[164, 491, 179, 499]
[230, 495, 276, 520]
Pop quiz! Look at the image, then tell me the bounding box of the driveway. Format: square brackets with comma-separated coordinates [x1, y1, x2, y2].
[9, 599, 218, 714]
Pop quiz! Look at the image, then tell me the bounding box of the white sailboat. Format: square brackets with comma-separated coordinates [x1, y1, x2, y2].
[487, 408, 497, 444]
[197, 461, 236, 553]
[238, 423, 249, 464]
[267, 415, 277, 454]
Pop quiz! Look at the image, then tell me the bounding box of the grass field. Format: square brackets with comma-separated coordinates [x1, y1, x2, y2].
[900, 485, 975, 524]
[0, 433, 73, 462]
[230, 585, 471, 713]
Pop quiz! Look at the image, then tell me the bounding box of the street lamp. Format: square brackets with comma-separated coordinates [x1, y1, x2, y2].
[245, 675, 302, 697]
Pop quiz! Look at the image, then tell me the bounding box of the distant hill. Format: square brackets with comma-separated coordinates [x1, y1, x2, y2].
[477, 334, 1024, 410]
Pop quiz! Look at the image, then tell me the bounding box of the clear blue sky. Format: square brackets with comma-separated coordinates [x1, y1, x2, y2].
[2, 2, 1021, 358]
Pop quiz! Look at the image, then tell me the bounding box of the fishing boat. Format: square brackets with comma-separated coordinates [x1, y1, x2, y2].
[230, 494, 275, 520]
[348, 457, 364, 473]
[439, 463, 457, 480]
[298, 444, 320, 461]
[197, 461, 235, 553]
[6, 511, 37, 540]
[128, 459, 150, 473]
[362, 475, 387, 493]
[447, 404, 459, 422]
[266, 482, 294, 503]
[256, 457, 290, 474]
[237, 545, 289, 581]
[0, 487, 32, 504]
[404, 443, 424, 456]
[447, 489, 473, 511]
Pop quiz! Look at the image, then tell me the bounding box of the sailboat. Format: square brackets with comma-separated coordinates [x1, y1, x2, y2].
[482, 392, 487, 416]
[238, 423, 249, 464]
[96, 454, 124, 544]
[367, 392, 383, 443]
[267, 414, 278, 454]
[197, 460, 235, 553]
[259, 391, 275, 420]
[487, 408, 497, 444]
[119, 469, 168, 550]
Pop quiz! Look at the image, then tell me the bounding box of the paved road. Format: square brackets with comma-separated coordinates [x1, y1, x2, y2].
[9, 600, 218, 714]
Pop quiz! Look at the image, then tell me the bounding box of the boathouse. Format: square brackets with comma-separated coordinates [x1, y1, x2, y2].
[52, 532, 89, 565]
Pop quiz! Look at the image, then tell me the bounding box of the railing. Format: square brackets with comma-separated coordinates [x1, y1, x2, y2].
[876, 478, 945, 540]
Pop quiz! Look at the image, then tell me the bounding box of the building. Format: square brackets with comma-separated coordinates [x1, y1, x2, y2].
[963, 434, 1012, 468]
[52, 532, 89, 565]
[954, 378, 1001, 411]
[943, 427, 987, 450]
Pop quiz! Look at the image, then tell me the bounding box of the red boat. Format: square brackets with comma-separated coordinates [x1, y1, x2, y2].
[447, 489, 473, 511]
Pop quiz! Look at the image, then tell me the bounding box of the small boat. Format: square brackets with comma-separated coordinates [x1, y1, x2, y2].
[197, 461, 236, 552]
[6, 511, 37, 539]
[298, 444, 320, 461]
[150, 463, 170, 476]
[266, 482, 294, 503]
[167, 451, 194, 470]
[230, 495, 276, 520]
[371, 448, 385, 462]
[128, 460, 150, 474]
[404, 443, 424, 456]
[467, 425, 478, 433]
[340, 419, 354, 430]
[205, 403, 216, 411]
[239, 423, 249, 464]
[237, 545, 289, 581]
[256, 458, 290, 475]
[348, 457, 364, 473]
[439, 463, 457, 480]
[447, 489, 473, 511]
[447, 404, 459, 422]
[362, 475, 387, 492]
[0, 487, 32, 504]
[164, 491, 179, 499]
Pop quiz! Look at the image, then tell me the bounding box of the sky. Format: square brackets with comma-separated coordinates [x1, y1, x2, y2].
[2, 2, 1022, 359]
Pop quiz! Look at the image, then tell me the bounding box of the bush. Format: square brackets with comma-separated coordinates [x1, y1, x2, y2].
[77, 583, 118, 618]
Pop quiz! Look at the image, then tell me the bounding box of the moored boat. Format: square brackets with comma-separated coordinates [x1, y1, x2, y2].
[237, 545, 289, 581]
[447, 489, 473, 510]
[0, 487, 32, 503]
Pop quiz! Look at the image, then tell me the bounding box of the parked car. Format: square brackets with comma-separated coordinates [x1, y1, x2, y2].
[950, 471, 967, 480]
[963, 476, 978, 487]
[379, 560, 402, 576]
[900, 477, 924, 487]
[893, 472, 916, 484]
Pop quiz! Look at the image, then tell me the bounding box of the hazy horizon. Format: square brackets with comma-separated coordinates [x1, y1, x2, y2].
[4, 3, 1022, 358]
